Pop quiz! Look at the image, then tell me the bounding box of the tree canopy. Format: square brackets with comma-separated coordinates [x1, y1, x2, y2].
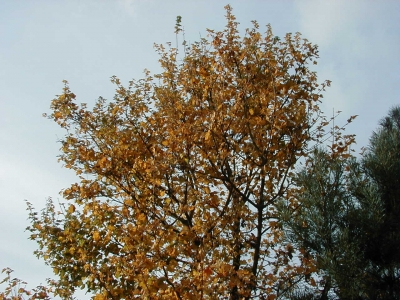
[2, 6, 362, 300]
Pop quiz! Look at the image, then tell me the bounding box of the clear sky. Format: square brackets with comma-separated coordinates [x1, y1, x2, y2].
[1, 0, 399, 296]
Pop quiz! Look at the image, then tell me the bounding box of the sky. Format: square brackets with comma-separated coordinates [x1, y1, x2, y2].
[0, 0, 399, 297]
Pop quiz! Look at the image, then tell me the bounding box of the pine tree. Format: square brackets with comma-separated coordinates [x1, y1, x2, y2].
[278, 148, 367, 299]
[280, 106, 400, 299]
[361, 106, 400, 298]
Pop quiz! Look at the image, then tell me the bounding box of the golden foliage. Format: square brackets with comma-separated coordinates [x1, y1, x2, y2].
[0, 268, 51, 300]
[25, 5, 349, 299]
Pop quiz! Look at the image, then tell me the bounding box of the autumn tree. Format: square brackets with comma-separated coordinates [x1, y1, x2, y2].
[27, 6, 337, 299]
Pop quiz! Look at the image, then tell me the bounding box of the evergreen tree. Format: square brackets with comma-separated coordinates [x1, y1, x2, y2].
[279, 148, 368, 299]
[361, 106, 400, 298]
[280, 106, 400, 299]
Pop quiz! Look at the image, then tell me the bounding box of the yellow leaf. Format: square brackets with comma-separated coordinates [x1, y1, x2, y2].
[137, 213, 146, 223]
[112, 106, 119, 115]
[124, 199, 134, 206]
[98, 156, 108, 168]
[68, 204, 75, 214]
[93, 231, 100, 242]
[205, 130, 211, 141]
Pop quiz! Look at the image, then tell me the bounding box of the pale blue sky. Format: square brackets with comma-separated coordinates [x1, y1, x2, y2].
[1, 0, 399, 296]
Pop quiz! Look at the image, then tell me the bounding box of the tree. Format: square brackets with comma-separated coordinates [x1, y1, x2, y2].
[279, 107, 400, 299]
[360, 105, 400, 298]
[278, 148, 374, 299]
[26, 6, 334, 299]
